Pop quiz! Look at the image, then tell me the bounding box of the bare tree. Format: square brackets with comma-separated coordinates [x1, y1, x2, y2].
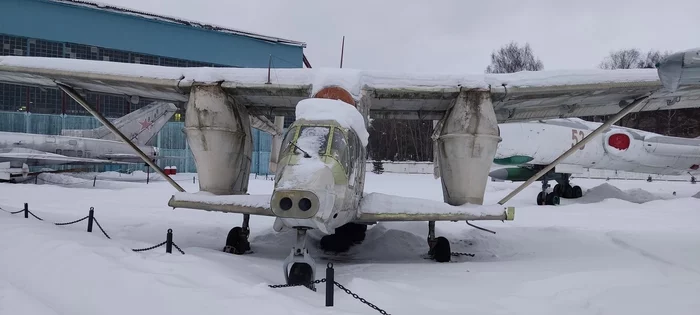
[599, 48, 671, 69]
[485, 41, 544, 73]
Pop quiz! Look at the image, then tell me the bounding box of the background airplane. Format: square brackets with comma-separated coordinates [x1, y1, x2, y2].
[490, 118, 700, 205]
[0, 101, 177, 181]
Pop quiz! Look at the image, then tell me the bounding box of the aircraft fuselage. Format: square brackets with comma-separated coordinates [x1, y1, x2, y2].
[0, 131, 158, 166]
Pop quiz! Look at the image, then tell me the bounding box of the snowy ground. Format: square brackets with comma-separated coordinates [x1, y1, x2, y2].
[1, 172, 699, 315]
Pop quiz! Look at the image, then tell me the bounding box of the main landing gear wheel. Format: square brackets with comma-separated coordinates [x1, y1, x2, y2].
[223, 214, 251, 254]
[537, 191, 560, 205]
[553, 183, 583, 199]
[319, 223, 367, 253]
[427, 221, 453, 263]
[223, 227, 251, 254]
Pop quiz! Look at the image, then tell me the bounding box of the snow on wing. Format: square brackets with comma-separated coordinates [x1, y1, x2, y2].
[356, 192, 514, 222]
[167, 192, 275, 216]
[4, 56, 700, 122]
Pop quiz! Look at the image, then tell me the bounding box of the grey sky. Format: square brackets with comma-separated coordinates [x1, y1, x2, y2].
[103, 0, 699, 73]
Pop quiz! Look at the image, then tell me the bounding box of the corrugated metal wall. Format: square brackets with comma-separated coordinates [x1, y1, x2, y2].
[0, 111, 274, 174]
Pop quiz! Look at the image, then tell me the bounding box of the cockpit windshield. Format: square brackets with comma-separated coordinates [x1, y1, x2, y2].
[292, 126, 330, 157]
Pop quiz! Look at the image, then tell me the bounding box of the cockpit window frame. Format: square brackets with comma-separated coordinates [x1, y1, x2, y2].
[281, 122, 353, 181]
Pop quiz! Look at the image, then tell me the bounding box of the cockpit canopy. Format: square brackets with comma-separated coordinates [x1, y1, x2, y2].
[277, 120, 363, 182]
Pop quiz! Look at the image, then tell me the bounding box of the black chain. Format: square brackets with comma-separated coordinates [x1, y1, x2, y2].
[132, 241, 167, 252]
[451, 252, 475, 257]
[27, 210, 44, 221]
[10, 209, 24, 214]
[172, 243, 185, 254]
[92, 217, 111, 239]
[268, 278, 326, 292]
[334, 281, 390, 315]
[54, 216, 89, 226]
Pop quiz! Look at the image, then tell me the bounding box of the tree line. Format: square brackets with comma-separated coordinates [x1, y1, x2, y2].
[367, 42, 700, 162]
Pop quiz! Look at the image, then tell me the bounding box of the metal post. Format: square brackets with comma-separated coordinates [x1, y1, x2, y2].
[146, 165, 150, 184]
[166, 229, 173, 254]
[24, 203, 28, 219]
[93, 175, 96, 187]
[87, 207, 94, 233]
[193, 176, 195, 184]
[55, 83, 185, 192]
[326, 263, 334, 307]
[497, 95, 651, 205]
[266, 54, 272, 85]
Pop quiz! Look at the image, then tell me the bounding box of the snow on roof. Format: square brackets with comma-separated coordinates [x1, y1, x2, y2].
[47, 0, 306, 47]
[295, 98, 370, 147]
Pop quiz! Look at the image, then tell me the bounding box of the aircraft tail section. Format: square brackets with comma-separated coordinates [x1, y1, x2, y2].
[61, 101, 178, 145]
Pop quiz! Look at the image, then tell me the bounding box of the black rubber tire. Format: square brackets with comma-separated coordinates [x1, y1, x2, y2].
[546, 193, 560, 205]
[433, 236, 451, 263]
[320, 234, 353, 253]
[335, 223, 367, 244]
[537, 191, 547, 205]
[288, 263, 314, 286]
[572, 185, 583, 198]
[224, 227, 250, 255]
[553, 184, 562, 197]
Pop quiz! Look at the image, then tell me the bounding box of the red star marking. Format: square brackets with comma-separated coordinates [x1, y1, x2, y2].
[139, 120, 153, 130]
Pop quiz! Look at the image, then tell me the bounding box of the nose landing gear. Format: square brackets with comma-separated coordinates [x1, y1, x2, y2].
[283, 228, 317, 290]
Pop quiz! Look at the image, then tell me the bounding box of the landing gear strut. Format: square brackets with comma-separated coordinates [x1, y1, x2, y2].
[223, 214, 251, 254]
[283, 228, 317, 290]
[427, 221, 451, 262]
[537, 179, 560, 206]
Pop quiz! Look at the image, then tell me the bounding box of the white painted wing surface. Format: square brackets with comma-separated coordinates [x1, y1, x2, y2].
[356, 192, 514, 222]
[168, 192, 275, 216]
[0, 148, 131, 165]
[4, 56, 700, 122]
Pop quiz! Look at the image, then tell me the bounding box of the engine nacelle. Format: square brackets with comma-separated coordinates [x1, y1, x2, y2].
[435, 90, 501, 206]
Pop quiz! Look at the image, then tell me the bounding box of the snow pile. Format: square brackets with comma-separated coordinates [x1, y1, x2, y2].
[576, 183, 664, 204]
[693, 191, 700, 198]
[295, 98, 369, 147]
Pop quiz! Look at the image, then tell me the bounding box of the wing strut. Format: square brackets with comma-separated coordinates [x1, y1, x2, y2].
[55, 83, 186, 192]
[497, 94, 651, 205]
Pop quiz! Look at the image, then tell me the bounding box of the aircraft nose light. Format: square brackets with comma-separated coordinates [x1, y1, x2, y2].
[280, 197, 293, 211]
[608, 133, 630, 151]
[298, 198, 312, 211]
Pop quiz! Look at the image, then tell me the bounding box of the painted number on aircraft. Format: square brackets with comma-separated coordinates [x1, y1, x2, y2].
[571, 129, 585, 150]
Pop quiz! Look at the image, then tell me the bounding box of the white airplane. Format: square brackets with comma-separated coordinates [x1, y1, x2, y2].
[1, 48, 699, 287]
[0, 101, 178, 181]
[489, 118, 700, 205]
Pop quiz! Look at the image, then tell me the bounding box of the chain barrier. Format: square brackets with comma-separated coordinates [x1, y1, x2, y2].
[132, 241, 167, 252]
[92, 217, 111, 239]
[451, 252, 475, 257]
[10, 209, 24, 214]
[54, 216, 89, 226]
[172, 243, 185, 255]
[269, 277, 390, 315]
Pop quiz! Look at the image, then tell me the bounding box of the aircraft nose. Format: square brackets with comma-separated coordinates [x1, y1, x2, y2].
[489, 168, 508, 181]
[270, 163, 335, 219]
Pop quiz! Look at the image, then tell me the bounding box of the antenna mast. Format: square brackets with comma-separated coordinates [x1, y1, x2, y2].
[340, 36, 345, 68]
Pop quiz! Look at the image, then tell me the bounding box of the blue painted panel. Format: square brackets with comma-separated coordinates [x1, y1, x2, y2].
[0, 0, 303, 68]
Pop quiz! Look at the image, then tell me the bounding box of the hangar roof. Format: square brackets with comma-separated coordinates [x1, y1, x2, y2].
[47, 0, 307, 48]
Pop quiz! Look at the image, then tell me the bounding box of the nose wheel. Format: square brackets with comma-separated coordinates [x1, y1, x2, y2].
[283, 228, 317, 290]
[427, 221, 452, 262]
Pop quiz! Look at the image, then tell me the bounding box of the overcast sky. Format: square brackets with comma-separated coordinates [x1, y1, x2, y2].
[103, 0, 699, 73]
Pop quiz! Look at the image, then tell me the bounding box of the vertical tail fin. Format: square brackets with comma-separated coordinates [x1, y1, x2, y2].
[61, 102, 178, 145]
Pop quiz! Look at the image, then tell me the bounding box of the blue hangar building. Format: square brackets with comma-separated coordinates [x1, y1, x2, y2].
[0, 0, 307, 174]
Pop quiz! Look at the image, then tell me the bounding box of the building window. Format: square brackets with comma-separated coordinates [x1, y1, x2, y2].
[29, 39, 62, 57]
[0, 83, 27, 112]
[28, 87, 61, 114]
[1, 34, 26, 56]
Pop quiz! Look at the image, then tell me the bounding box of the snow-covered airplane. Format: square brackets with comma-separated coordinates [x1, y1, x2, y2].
[489, 118, 700, 205]
[0, 47, 699, 287]
[0, 101, 178, 181]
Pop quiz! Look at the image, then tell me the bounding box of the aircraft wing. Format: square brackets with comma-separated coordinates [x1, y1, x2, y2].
[167, 192, 275, 216]
[0, 148, 132, 165]
[3, 54, 700, 123]
[355, 192, 514, 222]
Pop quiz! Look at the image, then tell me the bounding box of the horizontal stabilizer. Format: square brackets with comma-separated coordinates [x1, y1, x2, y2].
[168, 192, 274, 216]
[357, 192, 514, 222]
